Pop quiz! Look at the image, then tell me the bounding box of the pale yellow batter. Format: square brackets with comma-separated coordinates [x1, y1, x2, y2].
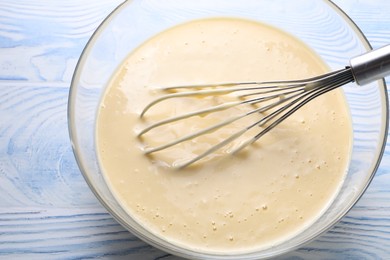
[97, 18, 352, 253]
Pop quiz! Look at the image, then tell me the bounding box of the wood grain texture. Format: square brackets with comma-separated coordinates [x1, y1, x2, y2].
[0, 208, 179, 260]
[0, 82, 98, 207]
[0, 0, 124, 82]
[0, 0, 390, 259]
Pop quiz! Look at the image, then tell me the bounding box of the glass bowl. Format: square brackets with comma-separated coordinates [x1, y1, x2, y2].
[68, 0, 388, 259]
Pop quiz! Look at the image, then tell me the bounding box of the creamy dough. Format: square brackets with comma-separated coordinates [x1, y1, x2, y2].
[97, 18, 352, 253]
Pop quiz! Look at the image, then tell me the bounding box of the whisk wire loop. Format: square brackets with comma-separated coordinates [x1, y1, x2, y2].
[138, 67, 355, 168]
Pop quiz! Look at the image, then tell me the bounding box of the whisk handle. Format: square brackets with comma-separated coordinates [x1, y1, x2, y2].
[350, 44, 390, 86]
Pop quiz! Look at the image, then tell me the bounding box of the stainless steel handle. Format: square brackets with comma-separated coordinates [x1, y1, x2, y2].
[350, 44, 390, 86]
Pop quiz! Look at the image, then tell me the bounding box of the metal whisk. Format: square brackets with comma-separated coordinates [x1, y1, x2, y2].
[138, 45, 390, 168]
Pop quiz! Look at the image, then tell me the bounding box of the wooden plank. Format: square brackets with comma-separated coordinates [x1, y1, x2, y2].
[0, 83, 98, 207]
[0, 0, 124, 82]
[0, 208, 178, 260]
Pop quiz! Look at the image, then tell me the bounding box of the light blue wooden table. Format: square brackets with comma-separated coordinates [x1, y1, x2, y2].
[1, 1, 389, 259]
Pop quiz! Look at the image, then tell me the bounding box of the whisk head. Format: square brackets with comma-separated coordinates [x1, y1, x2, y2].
[137, 67, 354, 168]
